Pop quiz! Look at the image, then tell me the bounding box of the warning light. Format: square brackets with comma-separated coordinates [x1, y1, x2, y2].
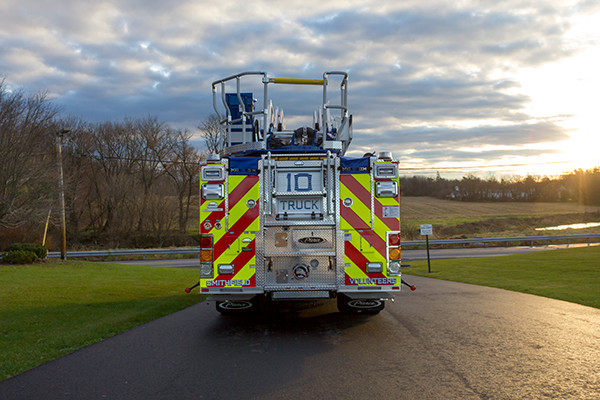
[389, 248, 401, 260]
[388, 233, 401, 246]
[200, 235, 213, 248]
[200, 249, 212, 262]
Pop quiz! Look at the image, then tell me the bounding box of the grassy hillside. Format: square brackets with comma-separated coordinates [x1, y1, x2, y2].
[400, 196, 600, 239]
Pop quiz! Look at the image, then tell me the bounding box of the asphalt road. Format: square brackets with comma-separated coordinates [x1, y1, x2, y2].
[2, 276, 598, 399]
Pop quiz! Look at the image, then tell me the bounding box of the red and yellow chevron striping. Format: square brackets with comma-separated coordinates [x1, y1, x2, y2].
[340, 167, 400, 287]
[200, 174, 259, 289]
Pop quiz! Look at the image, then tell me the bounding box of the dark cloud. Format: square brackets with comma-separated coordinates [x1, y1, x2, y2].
[0, 0, 594, 172]
[351, 121, 568, 149]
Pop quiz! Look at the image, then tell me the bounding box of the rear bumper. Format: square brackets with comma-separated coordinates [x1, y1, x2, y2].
[339, 291, 395, 301]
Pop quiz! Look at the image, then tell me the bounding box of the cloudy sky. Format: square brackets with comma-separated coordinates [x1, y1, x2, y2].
[2, 0, 599, 177]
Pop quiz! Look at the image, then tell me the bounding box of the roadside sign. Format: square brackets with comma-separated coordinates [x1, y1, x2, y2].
[420, 224, 433, 273]
[420, 224, 433, 236]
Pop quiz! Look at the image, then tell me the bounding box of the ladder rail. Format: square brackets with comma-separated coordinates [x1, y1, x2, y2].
[211, 71, 350, 155]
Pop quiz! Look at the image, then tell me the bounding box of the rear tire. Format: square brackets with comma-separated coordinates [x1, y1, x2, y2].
[337, 294, 351, 313]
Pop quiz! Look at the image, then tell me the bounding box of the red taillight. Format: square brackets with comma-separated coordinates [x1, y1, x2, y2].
[200, 234, 213, 262]
[388, 233, 401, 246]
[200, 235, 213, 248]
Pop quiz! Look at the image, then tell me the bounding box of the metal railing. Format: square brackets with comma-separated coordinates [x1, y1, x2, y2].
[46, 233, 600, 260]
[402, 233, 600, 248]
[47, 247, 199, 260]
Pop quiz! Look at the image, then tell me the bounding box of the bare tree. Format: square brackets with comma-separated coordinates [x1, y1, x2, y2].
[198, 114, 221, 154]
[63, 116, 199, 242]
[79, 120, 138, 234]
[131, 116, 173, 231]
[162, 129, 201, 233]
[0, 79, 59, 229]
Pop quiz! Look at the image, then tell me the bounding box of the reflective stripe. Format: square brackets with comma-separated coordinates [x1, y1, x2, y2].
[341, 163, 400, 286]
[227, 175, 259, 232]
[201, 174, 259, 289]
[340, 174, 371, 230]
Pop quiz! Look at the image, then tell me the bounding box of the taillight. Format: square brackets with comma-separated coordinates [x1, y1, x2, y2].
[200, 249, 212, 262]
[387, 231, 401, 276]
[388, 233, 401, 246]
[200, 235, 213, 248]
[200, 234, 214, 278]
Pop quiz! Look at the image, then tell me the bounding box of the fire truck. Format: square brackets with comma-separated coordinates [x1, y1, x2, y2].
[188, 71, 413, 314]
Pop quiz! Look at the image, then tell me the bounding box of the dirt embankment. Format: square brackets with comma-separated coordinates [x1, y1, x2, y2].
[401, 211, 600, 240]
[439, 212, 600, 238]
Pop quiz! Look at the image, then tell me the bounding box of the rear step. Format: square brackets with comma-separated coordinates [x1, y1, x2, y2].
[271, 290, 331, 301]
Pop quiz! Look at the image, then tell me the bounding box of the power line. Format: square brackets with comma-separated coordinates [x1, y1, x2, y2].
[28, 152, 203, 165]
[85, 154, 203, 165]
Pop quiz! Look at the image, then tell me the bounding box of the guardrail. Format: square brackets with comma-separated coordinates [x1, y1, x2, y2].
[46, 233, 600, 260]
[47, 247, 200, 260]
[402, 233, 600, 248]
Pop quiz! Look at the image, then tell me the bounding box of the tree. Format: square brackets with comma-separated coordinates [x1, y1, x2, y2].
[0, 80, 59, 229]
[131, 116, 173, 231]
[198, 114, 221, 154]
[60, 116, 203, 244]
[161, 129, 201, 233]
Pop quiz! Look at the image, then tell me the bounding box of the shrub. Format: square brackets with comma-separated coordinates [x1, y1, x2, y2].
[8, 243, 47, 259]
[2, 250, 39, 264]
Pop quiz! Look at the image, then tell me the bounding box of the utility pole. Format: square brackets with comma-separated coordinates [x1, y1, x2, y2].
[56, 129, 70, 260]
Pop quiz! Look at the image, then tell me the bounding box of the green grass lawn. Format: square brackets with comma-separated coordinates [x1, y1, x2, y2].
[2, 247, 598, 381]
[404, 246, 600, 309]
[0, 260, 205, 381]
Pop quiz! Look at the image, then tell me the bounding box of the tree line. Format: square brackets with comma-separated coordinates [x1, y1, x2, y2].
[1, 80, 598, 250]
[400, 170, 600, 205]
[1, 80, 205, 250]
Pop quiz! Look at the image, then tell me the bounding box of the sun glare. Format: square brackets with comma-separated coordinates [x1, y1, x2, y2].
[514, 11, 600, 176]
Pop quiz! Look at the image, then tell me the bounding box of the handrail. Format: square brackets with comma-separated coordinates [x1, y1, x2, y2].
[270, 77, 325, 85]
[210, 71, 351, 155]
[212, 72, 268, 151]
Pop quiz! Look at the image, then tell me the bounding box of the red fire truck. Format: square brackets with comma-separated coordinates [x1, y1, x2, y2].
[187, 71, 413, 314]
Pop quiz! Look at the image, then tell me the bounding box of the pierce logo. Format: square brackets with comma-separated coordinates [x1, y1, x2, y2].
[298, 237, 324, 244]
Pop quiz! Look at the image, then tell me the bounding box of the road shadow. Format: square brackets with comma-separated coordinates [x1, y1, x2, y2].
[192, 299, 378, 398]
[207, 298, 375, 336]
